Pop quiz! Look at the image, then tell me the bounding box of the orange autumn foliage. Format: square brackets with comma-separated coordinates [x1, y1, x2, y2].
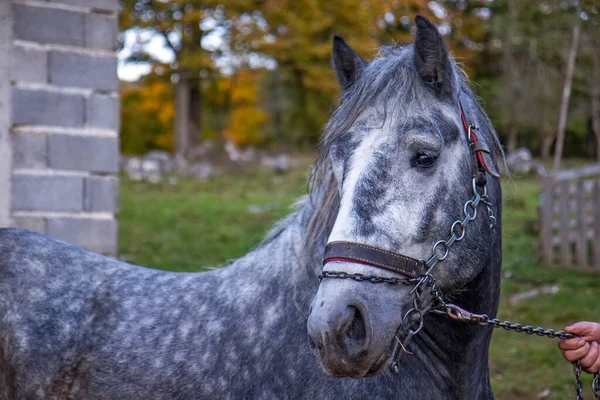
[121, 78, 175, 154]
[222, 71, 270, 147]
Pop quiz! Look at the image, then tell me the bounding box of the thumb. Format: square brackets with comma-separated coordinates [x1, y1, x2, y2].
[565, 322, 597, 340]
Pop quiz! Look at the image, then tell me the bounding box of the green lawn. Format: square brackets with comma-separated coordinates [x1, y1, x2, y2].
[119, 161, 600, 399]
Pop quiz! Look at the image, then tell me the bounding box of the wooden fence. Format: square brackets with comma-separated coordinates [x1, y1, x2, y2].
[539, 163, 600, 270]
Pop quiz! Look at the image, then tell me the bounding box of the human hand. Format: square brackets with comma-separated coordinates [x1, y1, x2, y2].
[558, 322, 600, 373]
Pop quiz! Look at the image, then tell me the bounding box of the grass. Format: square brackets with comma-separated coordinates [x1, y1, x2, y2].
[119, 160, 600, 399]
[118, 162, 310, 269]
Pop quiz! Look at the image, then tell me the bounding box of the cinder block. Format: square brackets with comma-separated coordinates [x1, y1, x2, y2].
[86, 94, 119, 130]
[13, 132, 47, 169]
[13, 4, 84, 47]
[47, 217, 117, 255]
[13, 216, 46, 234]
[47, 0, 119, 12]
[12, 88, 84, 127]
[49, 52, 118, 92]
[48, 135, 119, 173]
[84, 176, 118, 212]
[85, 14, 117, 50]
[11, 46, 47, 83]
[12, 175, 83, 212]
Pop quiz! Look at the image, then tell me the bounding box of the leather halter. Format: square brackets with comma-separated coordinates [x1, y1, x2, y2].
[322, 98, 498, 276]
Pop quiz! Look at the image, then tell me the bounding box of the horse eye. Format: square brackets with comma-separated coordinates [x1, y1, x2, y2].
[414, 153, 437, 168]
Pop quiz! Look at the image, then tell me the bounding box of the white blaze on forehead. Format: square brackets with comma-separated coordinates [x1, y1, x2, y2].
[327, 103, 470, 256]
[328, 117, 393, 243]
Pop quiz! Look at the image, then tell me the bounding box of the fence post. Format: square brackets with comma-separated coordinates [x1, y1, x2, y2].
[541, 176, 554, 265]
[575, 180, 588, 268]
[558, 180, 572, 268]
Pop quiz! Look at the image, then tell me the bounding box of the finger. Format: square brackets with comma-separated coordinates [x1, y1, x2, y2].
[591, 324, 600, 342]
[558, 338, 587, 350]
[563, 343, 591, 362]
[584, 354, 600, 374]
[581, 342, 599, 369]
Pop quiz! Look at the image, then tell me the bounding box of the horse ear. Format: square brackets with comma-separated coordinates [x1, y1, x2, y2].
[414, 15, 456, 98]
[332, 35, 367, 89]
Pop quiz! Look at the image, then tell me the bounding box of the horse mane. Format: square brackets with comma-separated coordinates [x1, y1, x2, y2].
[302, 44, 505, 271]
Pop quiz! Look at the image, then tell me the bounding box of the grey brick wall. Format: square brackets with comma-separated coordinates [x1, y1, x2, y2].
[12, 89, 85, 127]
[48, 135, 119, 173]
[1, 0, 120, 256]
[0, 0, 12, 227]
[48, 52, 118, 91]
[12, 175, 84, 212]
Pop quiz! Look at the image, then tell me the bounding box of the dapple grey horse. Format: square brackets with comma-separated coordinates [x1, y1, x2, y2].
[0, 16, 503, 399]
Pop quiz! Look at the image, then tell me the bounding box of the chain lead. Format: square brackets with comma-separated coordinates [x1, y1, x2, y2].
[575, 361, 584, 400]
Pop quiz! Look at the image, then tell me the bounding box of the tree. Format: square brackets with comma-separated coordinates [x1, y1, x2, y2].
[553, 16, 581, 169]
[120, 1, 483, 150]
[120, 0, 257, 156]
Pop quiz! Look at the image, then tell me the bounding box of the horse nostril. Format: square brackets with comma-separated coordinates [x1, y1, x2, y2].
[343, 306, 367, 352]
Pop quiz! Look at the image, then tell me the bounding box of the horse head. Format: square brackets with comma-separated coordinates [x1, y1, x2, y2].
[306, 16, 503, 378]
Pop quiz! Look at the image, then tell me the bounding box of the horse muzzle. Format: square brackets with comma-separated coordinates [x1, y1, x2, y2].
[307, 295, 375, 377]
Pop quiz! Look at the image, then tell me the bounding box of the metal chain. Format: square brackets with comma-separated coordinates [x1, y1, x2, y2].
[572, 362, 599, 400]
[574, 360, 600, 400]
[481, 195, 497, 231]
[422, 178, 495, 272]
[435, 294, 600, 399]
[436, 302, 575, 339]
[593, 373, 600, 399]
[575, 362, 585, 400]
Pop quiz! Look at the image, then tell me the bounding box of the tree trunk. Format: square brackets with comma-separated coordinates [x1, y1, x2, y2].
[504, 0, 520, 153]
[292, 68, 307, 146]
[591, 43, 600, 160]
[272, 69, 284, 144]
[189, 81, 201, 151]
[506, 119, 519, 153]
[541, 133, 554, 160]
[174, 77, 202, 159]
[175, 78, 190, 158]
[553, 19, 581, 170]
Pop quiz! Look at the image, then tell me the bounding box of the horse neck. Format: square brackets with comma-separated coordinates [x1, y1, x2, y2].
[225, 198, 321, 311]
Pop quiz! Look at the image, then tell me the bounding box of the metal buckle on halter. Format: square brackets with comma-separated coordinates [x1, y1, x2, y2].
[467, 123, 479, 142]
